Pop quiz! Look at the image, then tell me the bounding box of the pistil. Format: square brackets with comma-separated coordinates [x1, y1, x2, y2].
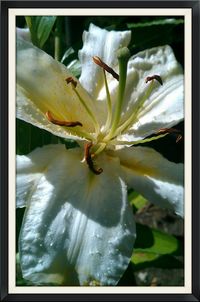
[84, 142, 103, 175]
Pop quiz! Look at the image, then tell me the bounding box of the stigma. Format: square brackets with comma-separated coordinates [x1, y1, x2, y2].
[84, 142, 103, 175]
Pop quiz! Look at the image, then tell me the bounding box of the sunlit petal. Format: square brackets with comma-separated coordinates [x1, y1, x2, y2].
[79, 23, 131, 99]
[16, 27, 31, 41]
[17, 37, 97, 133]
[114, 146, 184, 216]
[18, 145, 136, 285]
[17, 145, 68, 208]
[108, 45, 183, 142]
[17, 88, 88, 141]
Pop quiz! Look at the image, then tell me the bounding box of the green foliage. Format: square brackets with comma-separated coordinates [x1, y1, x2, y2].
[127, 18, 184, 29]
[128, 190, 148, 211]
[134, 223, 182, 254]
[61, 46, 75, 63]
[25, 16, 57, 48]
[67, 59, 81, 78]
[132, 223, 183, 270]
[127, 17, 184, 60]
[17, 119, 59, 155]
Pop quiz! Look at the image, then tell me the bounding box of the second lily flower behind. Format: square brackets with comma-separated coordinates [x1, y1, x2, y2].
[16, 23, 184, 286]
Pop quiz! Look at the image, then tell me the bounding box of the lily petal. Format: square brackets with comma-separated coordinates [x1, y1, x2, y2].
[17, 27, 31, 42]
[110, 45, 183, 142]
[17, 87, 88, 141]
[114, 146, 184, 217]
[16, 145, 68, 208]
[17, 145, 136, 285]
[17, 37, 98, 135]
[79, 23, 131, 99]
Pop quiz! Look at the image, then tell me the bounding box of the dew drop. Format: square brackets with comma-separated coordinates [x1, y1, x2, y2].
[95, 251, 102, 256]
[107, 267, 111, 274]
[93, 233, 102, 240]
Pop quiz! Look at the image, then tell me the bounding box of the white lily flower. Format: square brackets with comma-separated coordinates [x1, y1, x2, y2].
[16, 23, 184, 286]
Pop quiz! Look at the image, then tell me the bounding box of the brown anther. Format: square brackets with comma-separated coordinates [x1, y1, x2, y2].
[145, 75, 163, 86]
[176, 134, 183, 143]
[157, 127, 183, 143]
[46, 110, 82, 127]
[65, 77, 77, 88]
[93, 56, 119, 81]
[84, 142, 103, 175]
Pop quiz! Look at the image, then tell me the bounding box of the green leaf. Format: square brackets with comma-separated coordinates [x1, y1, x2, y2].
[132, 253, 183, 271]
[127, 17, 184, 54]
[61, 47, 75, 63]
[67, 59, 81, 78]
[134, 223, 182, 255]
[127, 18, 184, 29]
[25, 16, 57, 48]
[131, 223, 184, 270]
[16, 252, 33, 285]
[128, 191, 148, 210]
[17, 119, 59, 155]
[132, 251, 159, 264]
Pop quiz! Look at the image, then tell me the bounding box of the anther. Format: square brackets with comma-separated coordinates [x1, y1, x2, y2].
[93, 56, 119, 81]
[145, 75, 163, 86]
[46, 110, 82, 127]
[65, 77, 77, 88]
[157, 127, 183, 143]
[84, 142, 103, 175]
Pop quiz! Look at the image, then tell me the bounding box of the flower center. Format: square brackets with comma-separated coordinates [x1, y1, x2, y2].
[45, 48, 182, 175]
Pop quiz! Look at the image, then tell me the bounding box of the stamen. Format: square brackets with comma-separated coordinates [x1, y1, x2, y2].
[46, 110, 82, 127]
[157, 128, 183, 143]
[93, 143, 106, 156]
[110, 74, 161, 139]
[111, 133, 168, 146]
[108, 80, 154, 141]
[84, 142, 103, 175]
[93, 56, 119, 81]
[65, 77, 100, 135]
[102, 69, 112, 131]
[176, 134, 183, 143]
[145, 75, 163, 86]
[65, 76, 77, 88]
